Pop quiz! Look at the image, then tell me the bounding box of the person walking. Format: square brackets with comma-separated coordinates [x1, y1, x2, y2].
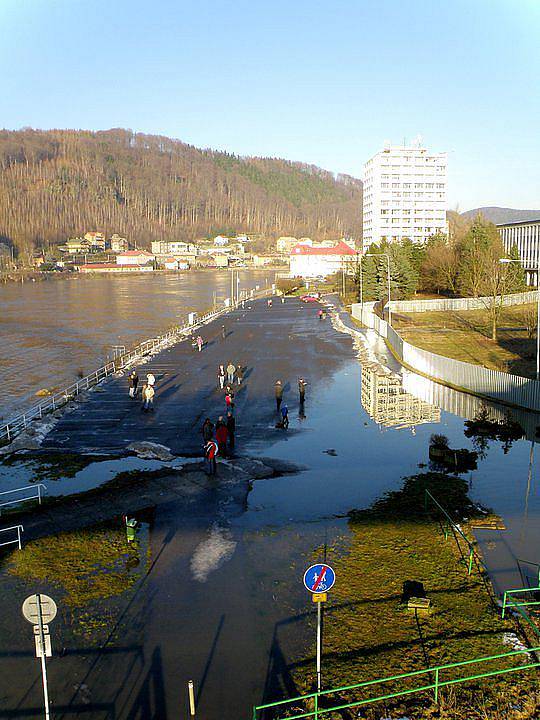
[225, 386, 235, 411]
[236, 364, 244, 386]
[298, 378, 307, 403]
[226, 362, 236, 385]
[275, 380, 283, 412]
[196, 335, 203, 352]
[204, 439, 218, 476]
[280, 403, 289, 428]
[141, 383, 155, 412]
[218, 364, 226, 389]
[226, 411, 236, 453]
[147, 372, 155, 388]
[128, 371, 139, 398]
[215, 416, 228, 457]
[221, 324, 226, 340]
[202, 417, 214, 442]
[318, 309, 323, 321]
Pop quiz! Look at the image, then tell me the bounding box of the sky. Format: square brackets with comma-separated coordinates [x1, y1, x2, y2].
[1, 0, 539, 211]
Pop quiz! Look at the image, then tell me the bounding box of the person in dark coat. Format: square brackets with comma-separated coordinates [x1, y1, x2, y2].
[275, 380, 283, 412]
[202, 418, 214, 442]
[298, 378, 307, 403]
[215, 416, 228, 457]
[128, 371, 139, 398]
[226, 411, 236, 452]
[236, 365, 244, 385]
[280, 404, 289, 428]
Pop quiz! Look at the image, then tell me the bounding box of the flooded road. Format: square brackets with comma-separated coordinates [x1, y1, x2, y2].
[0, 300, 539, 719]
[0, 269, 276, 420]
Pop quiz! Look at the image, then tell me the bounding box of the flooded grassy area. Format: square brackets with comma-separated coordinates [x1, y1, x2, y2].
[284, 473, 540, 720]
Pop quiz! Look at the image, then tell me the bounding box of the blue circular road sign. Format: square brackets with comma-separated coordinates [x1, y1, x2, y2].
[303, 563, 336, 593]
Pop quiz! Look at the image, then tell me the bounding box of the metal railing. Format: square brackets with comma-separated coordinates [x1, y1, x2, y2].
[0, 524, 24, 550]
[0, 288, 271, 447]
[253, 646, 540, 719]
[502, 586, 540, 619]
[424, 490, 482, 576]
[0, 484, 47, 512]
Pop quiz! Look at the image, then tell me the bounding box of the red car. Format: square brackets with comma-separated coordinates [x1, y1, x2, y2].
[300, 293, 321, 303]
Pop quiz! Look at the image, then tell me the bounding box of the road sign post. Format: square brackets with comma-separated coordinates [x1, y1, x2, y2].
[303, 564, 336, 698]
[22, 594, 57, 720]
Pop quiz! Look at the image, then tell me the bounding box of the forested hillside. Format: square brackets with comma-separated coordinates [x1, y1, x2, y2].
[0, 128, 362, 254]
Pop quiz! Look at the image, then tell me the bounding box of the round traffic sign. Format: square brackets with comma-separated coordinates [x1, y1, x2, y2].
[303, 564, 336, 594]
[22, 594, 57, 625]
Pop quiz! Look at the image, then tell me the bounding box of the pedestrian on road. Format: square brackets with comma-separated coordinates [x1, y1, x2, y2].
[204, 439, 218, 476]
[128, 371, 139, 398]
[141, 383, 155, 412]
[202, 417, 214, 442]
[281, 297, 285, 303]
[225, 386, 235, 411]
[298, 378, 307, 403]
[275, 380, 283, 412]
[236, 364, 244, 385]
[196, 335, 203, 352]
[267, 298, 272, 308]
[280, 404, 289, 428]
[215, 416, 228, 457]
[221, 324, 226, 340]
[147, 372, 156, 387]
[226, 411, 236, 452]
[218, 364, 226, 390]
[226, 361, 236, 384]
[318, 309, 323, 321]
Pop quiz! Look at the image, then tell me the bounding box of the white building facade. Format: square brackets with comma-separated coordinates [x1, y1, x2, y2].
[498, 219, 540, 285]
[363, 141, 448, 250]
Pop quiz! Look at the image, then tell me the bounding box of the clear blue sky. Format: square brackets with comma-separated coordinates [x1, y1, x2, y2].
[2, 0, 539, 211]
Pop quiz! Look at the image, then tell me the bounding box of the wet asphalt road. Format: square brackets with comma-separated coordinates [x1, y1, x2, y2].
[43, 297, 353, 456]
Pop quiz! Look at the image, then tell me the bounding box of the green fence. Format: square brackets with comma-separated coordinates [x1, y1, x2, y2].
[253, 647, 540, 719]
[424, 489, 481, 576]
[503, 586, 540, 619]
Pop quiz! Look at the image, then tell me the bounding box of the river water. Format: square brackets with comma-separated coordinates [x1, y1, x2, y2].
[0, 269, 277, 420]
[0, 295, 539, 718]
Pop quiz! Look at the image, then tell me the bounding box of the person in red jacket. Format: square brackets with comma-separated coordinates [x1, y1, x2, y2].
[204, 439, 218, 475]
[215, 416, 228, 457]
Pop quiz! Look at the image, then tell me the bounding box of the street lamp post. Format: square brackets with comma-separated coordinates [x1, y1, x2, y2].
[365, 253, 392, 325]
[499, 257, 540, 381]
[358, 255, 363, 307]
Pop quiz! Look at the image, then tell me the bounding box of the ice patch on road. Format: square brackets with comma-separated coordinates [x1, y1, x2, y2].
[190, 524, 237, 582]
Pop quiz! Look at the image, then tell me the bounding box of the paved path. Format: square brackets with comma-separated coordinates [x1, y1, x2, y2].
[43, 297, 353, 455]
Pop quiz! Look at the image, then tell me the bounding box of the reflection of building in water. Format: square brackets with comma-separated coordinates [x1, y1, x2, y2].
[361, 365, 441, 429]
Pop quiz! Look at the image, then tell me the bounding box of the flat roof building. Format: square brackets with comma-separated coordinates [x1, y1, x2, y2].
[363, 139, 447, 250]
[497, 218, 540, 285]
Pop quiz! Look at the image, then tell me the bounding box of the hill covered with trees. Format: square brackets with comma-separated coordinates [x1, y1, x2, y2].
[0, 128, 363, 256]
[461, 207, 540, 225]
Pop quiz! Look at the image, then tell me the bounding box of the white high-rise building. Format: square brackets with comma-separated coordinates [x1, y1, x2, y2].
[362, 139, 448, 250]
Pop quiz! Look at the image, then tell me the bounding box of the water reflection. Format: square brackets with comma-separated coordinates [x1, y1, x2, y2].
[402, 368, 539, 442]
[361, 364, 440, 430]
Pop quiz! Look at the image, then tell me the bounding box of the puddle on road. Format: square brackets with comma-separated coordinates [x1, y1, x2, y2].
[0, 454, 185, 497]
